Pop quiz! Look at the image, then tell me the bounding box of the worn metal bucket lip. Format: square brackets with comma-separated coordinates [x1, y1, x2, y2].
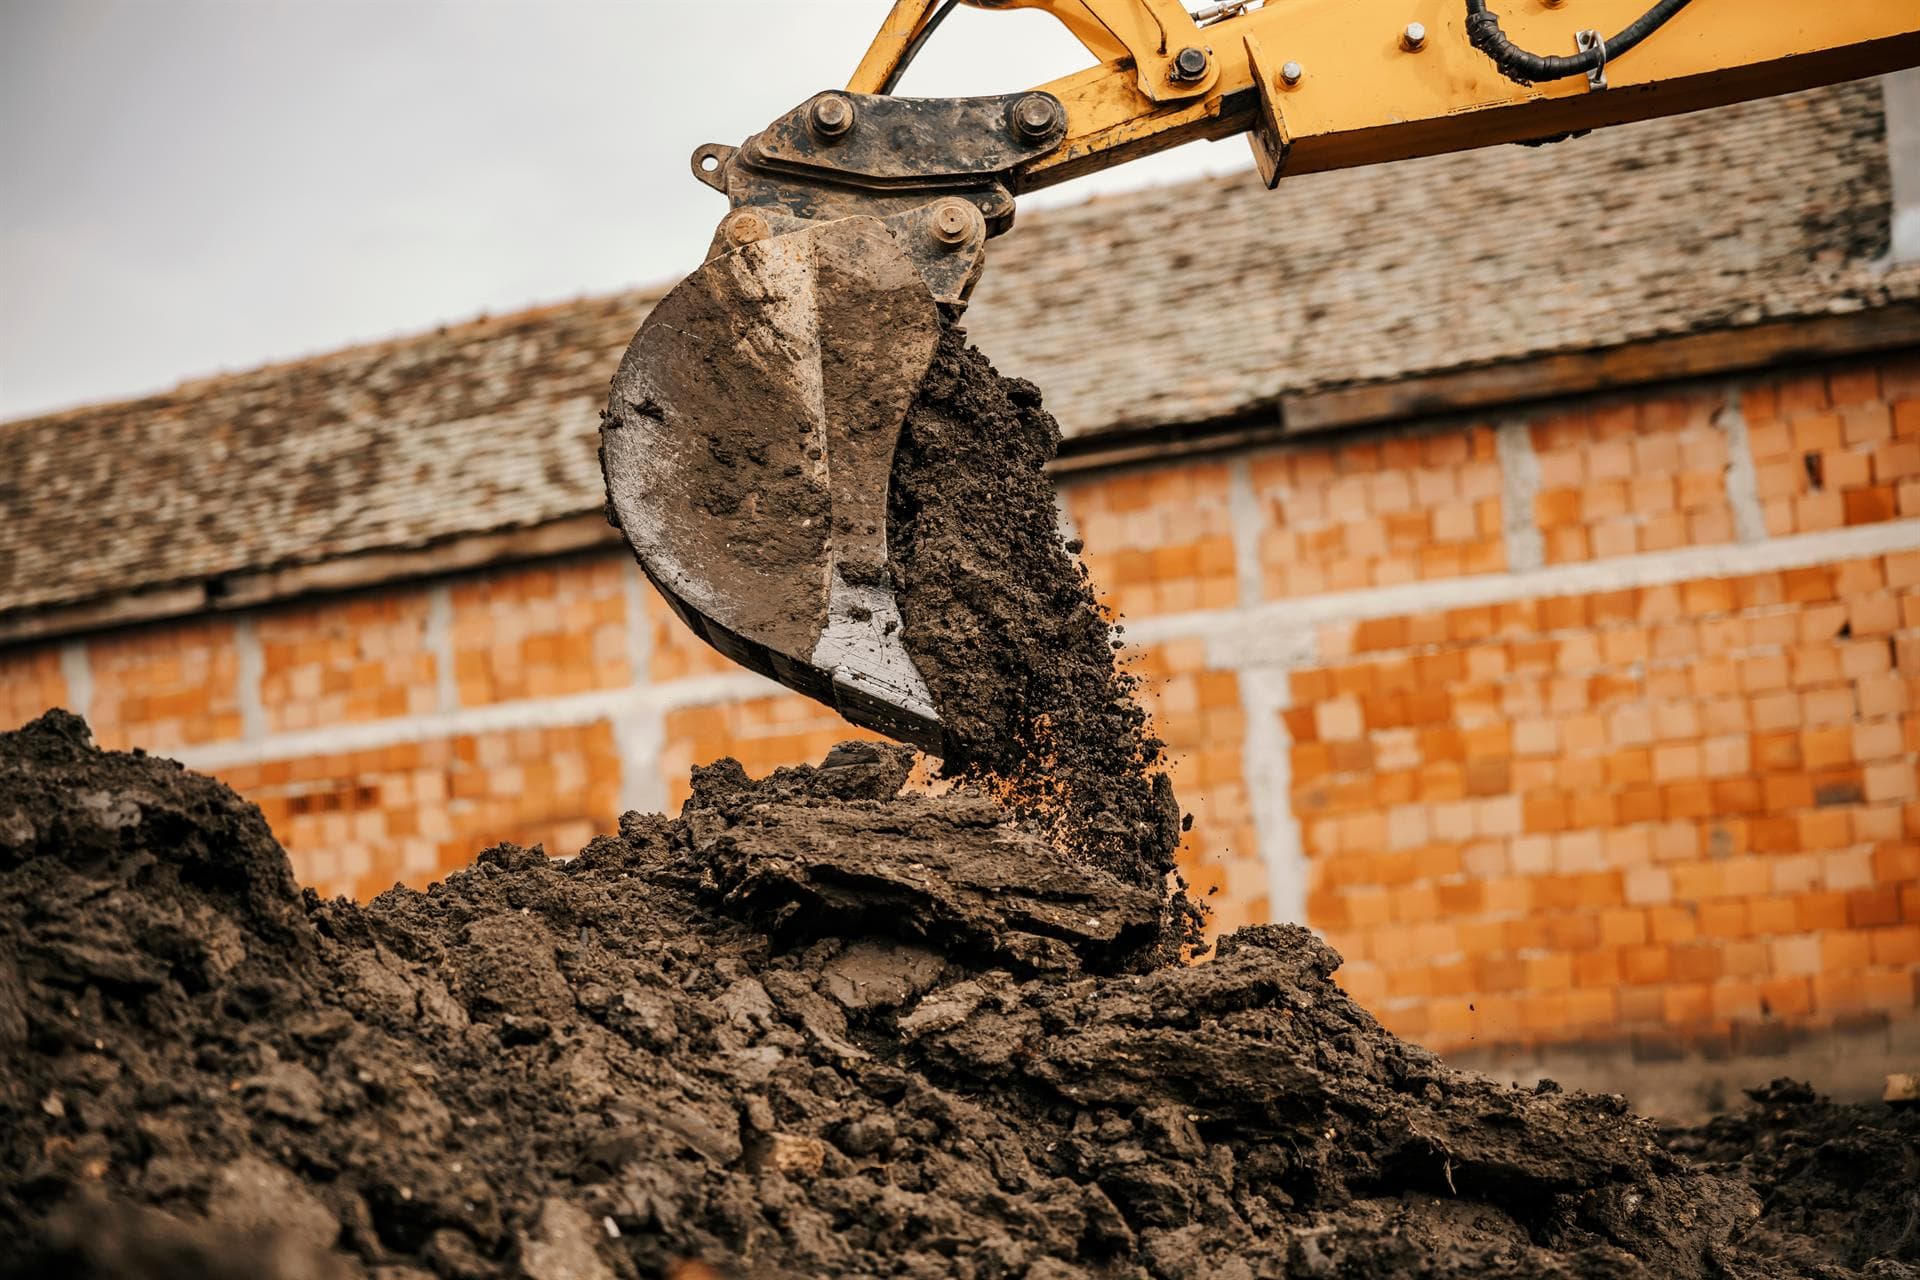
[601, 216, 950, 758]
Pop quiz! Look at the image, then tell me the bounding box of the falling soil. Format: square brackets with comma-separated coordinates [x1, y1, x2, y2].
[3, 711, 1912, 1279]
[889, 322, 1189, 922]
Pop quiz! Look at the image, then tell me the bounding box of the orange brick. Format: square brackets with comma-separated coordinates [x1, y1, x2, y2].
[1574, 948, 1623, 988]
[1721, 940, 1770, 978]
[1758, 976, 1814, 1018]
[1698, 901, 1749, 938]
[1621, 945, 1670, 985]
[1872, 843, 1920, 881]
[1746, 897, 1798, 936]
[1848, 886, 1903, 928]
[1663, 984, 1712, 1024]
[1862, 969, 1914, 1012]
[1820, 930, 1873, 970]
[1811, 971, 1867, 1014]
[1871, 925, 1920, 966]
[1798, 892, 1850, 931]
[1567, 988, 1618, 1027]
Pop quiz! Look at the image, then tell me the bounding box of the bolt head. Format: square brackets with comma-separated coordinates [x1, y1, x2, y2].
[725, 209, 771, 246]
[1401, 22, 1427, 50]
[1280, 60, 1304, 86]
[810, 94, 854, 139]
[1172, 46, 1210, 83]
[1012, 94, 1059, 142]
[929, 200, 975, 247]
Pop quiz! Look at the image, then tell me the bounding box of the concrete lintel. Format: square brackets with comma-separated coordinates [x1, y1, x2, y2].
[1154, 516, 1920, 670]
[170, 669, 776, 773]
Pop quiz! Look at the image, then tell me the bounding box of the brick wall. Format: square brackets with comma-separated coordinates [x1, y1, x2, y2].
[1291, 560, 1919, 1049]
[5, 349, 1919, 1096]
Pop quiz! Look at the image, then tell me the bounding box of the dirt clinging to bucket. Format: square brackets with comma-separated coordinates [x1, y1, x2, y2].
[889, 322, 1191, 926]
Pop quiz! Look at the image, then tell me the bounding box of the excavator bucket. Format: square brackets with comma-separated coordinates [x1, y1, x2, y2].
[601, 216, 949, 754]
[601, 87, 1061, 754]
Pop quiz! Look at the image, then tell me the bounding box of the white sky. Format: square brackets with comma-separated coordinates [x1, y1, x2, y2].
[0, 0, 1254, 422]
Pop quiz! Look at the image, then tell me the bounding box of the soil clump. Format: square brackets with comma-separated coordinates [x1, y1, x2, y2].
[3, 711, 1911, 1279]
[889, 322, 1188, 920]
[1660, 1079, 1920, 1272]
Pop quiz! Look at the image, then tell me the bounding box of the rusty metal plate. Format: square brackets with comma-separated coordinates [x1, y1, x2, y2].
[602, 217, 946, 753]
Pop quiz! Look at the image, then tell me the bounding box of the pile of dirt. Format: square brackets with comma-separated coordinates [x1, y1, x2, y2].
[3, 711, 1909, 1279]
[1660, 1079, 1920, 1273]
[889, 322, 1190, 925]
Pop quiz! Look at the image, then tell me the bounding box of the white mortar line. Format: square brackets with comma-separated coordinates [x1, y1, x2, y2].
[1237, 665, 1307, 926]
[1113, 517, 1920, 669]
[1226, 457, 1266, 609]
[170, 669, 776, 771]
[232, 616, 266, 742]
[1494, 418, 1545, 573]
[58, 641, 92, 722]
[1717, 384, 1768, 544]
[425, 584, 459, 712]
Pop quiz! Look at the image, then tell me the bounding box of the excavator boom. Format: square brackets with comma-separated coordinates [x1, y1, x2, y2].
[603, 0, 1920, 756]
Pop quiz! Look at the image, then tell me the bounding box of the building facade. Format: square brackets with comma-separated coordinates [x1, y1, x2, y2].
[5, 80, 1918, 1113]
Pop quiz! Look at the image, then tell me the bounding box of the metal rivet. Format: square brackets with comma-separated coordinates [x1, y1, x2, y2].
[1012, 94, 1059, 142]
[810, 94, 855, 139]
[725, 209, 771, 246]
[1400, 22, 1427, 51]
[1172, 46, 1210, 83]
[929, 200, 975, 247]
[1280, 60, 1304, 87]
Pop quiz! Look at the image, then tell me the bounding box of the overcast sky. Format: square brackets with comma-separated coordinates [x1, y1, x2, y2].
[0, 0, 1251, 422]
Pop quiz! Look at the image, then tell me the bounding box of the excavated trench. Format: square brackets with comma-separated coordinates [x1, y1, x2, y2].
[2, 329, 1915, 1278]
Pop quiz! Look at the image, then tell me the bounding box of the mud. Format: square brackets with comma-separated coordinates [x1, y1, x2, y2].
[890, 323, 1189, 921]
[3, 710, 1910, 1279]
[1660, 1079, 1920, 1273]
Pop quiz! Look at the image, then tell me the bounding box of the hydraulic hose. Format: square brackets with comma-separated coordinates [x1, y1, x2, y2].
[1464, 0, 1697, 84]
[880, 0, 962, 94]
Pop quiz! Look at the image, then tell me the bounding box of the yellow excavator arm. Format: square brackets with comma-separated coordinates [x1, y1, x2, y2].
[600, 0, 1920, 756]
[849, 0, 1920, 187]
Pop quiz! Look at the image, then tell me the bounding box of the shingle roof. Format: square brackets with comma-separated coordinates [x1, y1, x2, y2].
[962, 78, 1913, 434]
[3, 80, 1914, 624]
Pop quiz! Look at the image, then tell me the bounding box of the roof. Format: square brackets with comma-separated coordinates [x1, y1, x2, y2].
[962, 77, 1913, 434]
[3, 79, 1915, 628]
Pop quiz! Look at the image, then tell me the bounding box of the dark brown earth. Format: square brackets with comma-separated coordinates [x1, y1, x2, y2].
[891, 323, 1190, 923]
[3, 711, 1914, 1280]
[1660, 1079, 1920, 1273]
